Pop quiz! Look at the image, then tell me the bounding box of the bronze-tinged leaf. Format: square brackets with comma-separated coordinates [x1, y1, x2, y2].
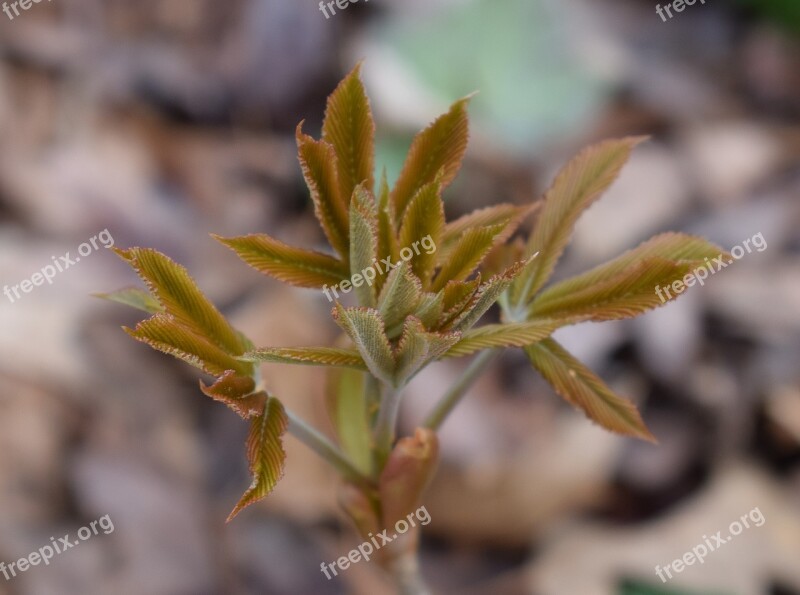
[244, 346, 367, 370]
[444, 320, 559, 358]
[378, 428, 438, 529]
[510, 137, 647, 307]
[377, 262, 423, 338]
[376, 169, 399, 288]
[398, 181, 445, 284]
[528, 256, 709, 323]
[93, 287, 164, 314]
[227, 396, 289, 521]
[322, 63, 376, 203]
[439, 203, 535, 263]
[531, 232, 728, 315]
[440, 278, 480, 320]
[214, 233, 348, 289]
[296, 125, 350, 258]
[200, 371, 267, 419]
[350, 185, 380, 307]
[431, 224, 505, 292]
[126, 314, 252, 377]
[394, 317, 461, 386]
[115, 248, 247, 355]
[332, 305, 396, 385]
[413, 291, 444, 330]
[391, 96, 472, 221]
[525, 338, 656, 442]
[448, 260, 528, 332]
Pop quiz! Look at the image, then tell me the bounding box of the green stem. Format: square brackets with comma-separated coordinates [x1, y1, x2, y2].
[285, 408, 376, 493]
[373, 384, 400, 471]
[423, 350, 499, 430]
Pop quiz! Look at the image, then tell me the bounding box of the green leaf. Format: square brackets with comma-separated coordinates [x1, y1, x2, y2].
[444, 320, 559, 357]
[199, 371, 267, 419]
[394, 317, 461, 386]
[214, 233, 348, 289]
[510, 137, 646, 306]
[244, 346, 366, 370]
[525, 338, 655, 442]
[398, 180, 445, 284]
[227, 396, 289, 521]
[296, 126, 350, 258]
[322, 63, 376, 204]
[431, 223, 505, 291]
[126, 314, 251, 377]
[376, 169, 399, 295]
[326, 368, 373, 475]
[115, 248, 247, 355]
[333, 305, 396, 385]
[349, 184, 380, 307]
[93, 287, 164, 314]
[377, 262, 423, 337]
[391, 96, 471, 221]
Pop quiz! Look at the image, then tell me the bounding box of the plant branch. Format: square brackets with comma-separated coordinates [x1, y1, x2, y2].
[285, 408, 376, 493]
[424, 349, 499, 430]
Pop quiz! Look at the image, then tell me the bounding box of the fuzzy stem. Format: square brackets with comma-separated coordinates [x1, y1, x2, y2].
[285, 408, 375, 493]
[423, 350, 499, 431]
[373, 384, 400, 471]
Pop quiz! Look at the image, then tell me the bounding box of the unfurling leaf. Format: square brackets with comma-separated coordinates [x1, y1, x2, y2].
[510, 137, 646, 307]
[447, 261, 528, 331]
[394, 318, 460, 386]
[432, 224, 505, 292]
[214, 233, 348, 289]
[296, 126, 350, 258]
[93, 287, 164, 314]
[525, 338, 656, 442]
[349, 185, 380, 307]
[444, 320, 559, 358]
[391, 97, 471, 221]
[125, 314, 251, 377]
[227, 396, 289, 521]
[200, 371, 267, 419]
[115, 248, 248, 355]
[333, 305, 396, 385]
[398, 181, 445, 284]
[244, 346, 366, 370]
[322, 63, 376, 203]
[439, 203, 534, 263]
[377, 263, 423, 337]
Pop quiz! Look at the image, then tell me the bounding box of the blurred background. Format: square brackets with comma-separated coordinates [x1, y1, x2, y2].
[0, 0, 799, 593]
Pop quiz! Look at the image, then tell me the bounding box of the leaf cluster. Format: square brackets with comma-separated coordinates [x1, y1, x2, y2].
[101, 64, 726, 519]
